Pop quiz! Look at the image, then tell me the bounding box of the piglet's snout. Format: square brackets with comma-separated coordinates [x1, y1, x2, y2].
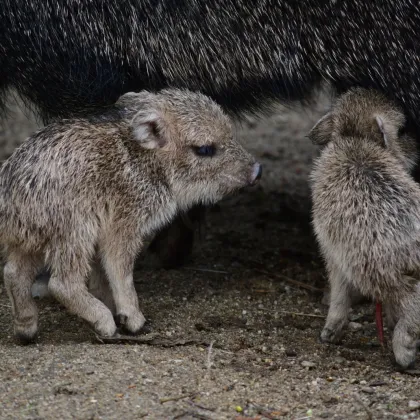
[249, 162, 262, 186]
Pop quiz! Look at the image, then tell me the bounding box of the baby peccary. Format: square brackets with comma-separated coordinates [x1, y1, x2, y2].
[0, 89, 262, 342]
[310, 88, 420, 369]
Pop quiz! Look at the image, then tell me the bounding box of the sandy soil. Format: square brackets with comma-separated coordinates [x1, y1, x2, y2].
[0, 89, 419, 420]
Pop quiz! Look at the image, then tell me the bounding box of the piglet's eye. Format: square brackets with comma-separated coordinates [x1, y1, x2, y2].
[193, 145, 216, 157]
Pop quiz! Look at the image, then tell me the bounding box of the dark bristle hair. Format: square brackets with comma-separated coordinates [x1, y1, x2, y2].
[1, 0, 420, 137]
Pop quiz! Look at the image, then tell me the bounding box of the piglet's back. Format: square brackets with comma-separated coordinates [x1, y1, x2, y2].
[0, 119, 132, 196]
[313, 139, 420, 237]
[0, 119, 133, 242]
[310, 89, 420, 294]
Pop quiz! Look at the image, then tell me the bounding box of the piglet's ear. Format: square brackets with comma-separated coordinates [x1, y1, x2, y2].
[116, 91, 141, 107]
[130, 109, 167, 149]
[116, 91, 168, 149]
[374, 115, 389, 148]
[116, 90, 154, 109]
[308, 112, 334, 146]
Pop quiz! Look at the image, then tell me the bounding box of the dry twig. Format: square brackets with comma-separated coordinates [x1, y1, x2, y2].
[95, 333, 213, 348]
[206, 340, 215, 372]
[184, 267, 228, 274]
[254, 268, 323, 293]
[353, 394, 374, 420]
[160, 392, 199, 404]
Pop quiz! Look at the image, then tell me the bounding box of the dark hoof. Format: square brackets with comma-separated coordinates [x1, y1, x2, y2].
[395, 360, 416, 372]
[139, 319, 153, 334]
[114, 314, 128, 327]
[15, 332, 37, 345]
[319, 328, 342, 345]
[318, 332, 330, 344]
[118, 319, 153, 336]
[407, 360, 416, 370]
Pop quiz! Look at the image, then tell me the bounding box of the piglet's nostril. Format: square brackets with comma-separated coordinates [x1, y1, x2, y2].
[250, 162, 262, 185]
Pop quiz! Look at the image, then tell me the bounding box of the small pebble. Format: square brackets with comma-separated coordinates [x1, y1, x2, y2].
[348, 322, 362, 331]
[409, 401, 420, 411]
[285, 349, 297, 357]
[361, 386, 374, 394]
[301, 361, 316, 369]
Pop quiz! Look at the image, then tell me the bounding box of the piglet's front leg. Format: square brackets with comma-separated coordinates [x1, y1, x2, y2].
[99, 229, 146, 335]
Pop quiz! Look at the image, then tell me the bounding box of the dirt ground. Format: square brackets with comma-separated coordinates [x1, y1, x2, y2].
[0, 88, 419, 420]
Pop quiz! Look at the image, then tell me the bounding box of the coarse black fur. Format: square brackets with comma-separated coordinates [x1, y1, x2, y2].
[1, 0, 420, 134]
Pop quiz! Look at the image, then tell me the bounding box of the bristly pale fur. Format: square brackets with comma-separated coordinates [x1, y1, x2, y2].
[0, 88, 261, 342]
[310, 88, 420, 369]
